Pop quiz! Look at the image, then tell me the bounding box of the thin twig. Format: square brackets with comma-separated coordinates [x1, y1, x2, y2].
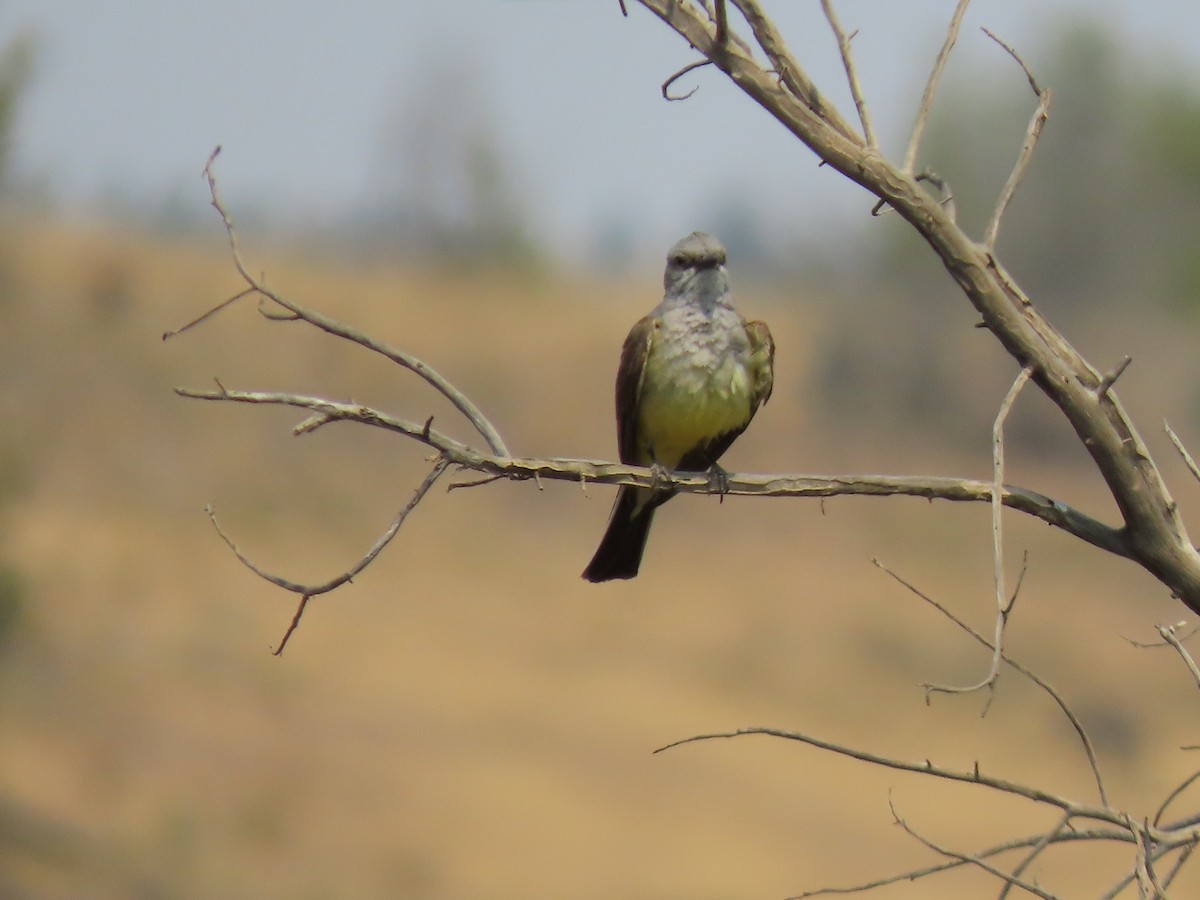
[1098, 836, 1186, 900]
[984, 91, 1050, 251]
[1096, 355, 1133, 399]
[1162, 841, 1199, 889]
[726, 0, 856, 140]
[889, 796, 1059, 899]
[916, 168, 956, 221]
[179, 147, 510, 457]
[161, 285, 255, 340]
[1155, 768, 1200, 829]
[205, 456, 450, 654]
[819, 0, 875, 148]
[656, 727, 1094, 818]
[982, 26, 1042, 94]
[788, 825, 1136, 898]
[872, 558, 1109, 807]
[982, 30, 1050, 250]
[1166, 421, 1200, 486]
[1159, 621, 1200, 691]
[1125, 620, 1195, 649]
[998, 812, 1072, 900]
[903, 0, 971, 174]
[925, 366, 1033, 697]
[662, 59, 710, 100]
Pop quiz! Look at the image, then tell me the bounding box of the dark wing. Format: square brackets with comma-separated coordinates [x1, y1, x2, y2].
[744, 319, 775, 411]
[615, 314, 657, 465]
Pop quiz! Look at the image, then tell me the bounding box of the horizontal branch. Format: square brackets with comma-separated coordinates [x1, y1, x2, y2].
[657, 727, 1103, 820]
[175, 384, 1131, 558]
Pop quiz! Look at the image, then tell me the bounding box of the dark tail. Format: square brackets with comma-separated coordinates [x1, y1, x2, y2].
[582, 487, 657, 582]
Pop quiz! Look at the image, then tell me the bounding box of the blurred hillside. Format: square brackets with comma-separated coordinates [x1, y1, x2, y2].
[7, 9, 1200, 898]
[1, 214, 1200, 898]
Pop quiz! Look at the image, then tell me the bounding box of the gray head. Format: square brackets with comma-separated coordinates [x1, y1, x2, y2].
[663, 231, 728, 298]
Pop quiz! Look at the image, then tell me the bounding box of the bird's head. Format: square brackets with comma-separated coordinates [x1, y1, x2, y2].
[663, 231, 728, 296]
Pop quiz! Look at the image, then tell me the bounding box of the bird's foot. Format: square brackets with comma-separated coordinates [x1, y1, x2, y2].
[706, 463, 730, 503]
[648, 460, 674, 492]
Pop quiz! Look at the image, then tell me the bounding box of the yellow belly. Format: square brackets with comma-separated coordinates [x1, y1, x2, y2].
[636, 360, 752, 468]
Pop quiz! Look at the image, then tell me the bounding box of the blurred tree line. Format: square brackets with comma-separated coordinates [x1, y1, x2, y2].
[896, 18, 1200, 315]
[814, 17, 1200, 457]
[0, 28, 34, 646]
[0, 29, 32, 195]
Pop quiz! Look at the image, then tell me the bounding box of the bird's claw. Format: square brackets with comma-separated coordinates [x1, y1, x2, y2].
[707, 463, 730, 502]
[649, 460, 673, 492]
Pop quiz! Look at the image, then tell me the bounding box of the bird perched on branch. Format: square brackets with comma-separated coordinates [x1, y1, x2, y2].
[582, 231, 775, 582]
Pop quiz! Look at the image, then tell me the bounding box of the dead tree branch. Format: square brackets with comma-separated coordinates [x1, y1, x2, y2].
[924, 365, 1032, 697]
[208, 457, 449, 654]
[872, 558, 1109, 807]
[630, 0, 1200, 613]
[174, 383, 1131, 554]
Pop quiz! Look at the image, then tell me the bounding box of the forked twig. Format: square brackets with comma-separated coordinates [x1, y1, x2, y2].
[173, 147, 510, 458]
[1158, 621, 1200, 691]
[997, 812, 1072, 900]
[982, 29, 1050, 251]
[889, 796, 1058, 900]
[207, 456, 450, 654]
[872, 558, 1109, 807]
[924, 365, 1033, 697]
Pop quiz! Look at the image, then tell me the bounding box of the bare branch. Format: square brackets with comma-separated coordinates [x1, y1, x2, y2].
[819, 0, 875, 148]
[889, 796, 1059, 899]
[916, 168, 957, 221]
[1158, 621, 1200, 691]
[1162, 841, 1199, 889]
[1134, 815, 1171, 900]
[1166, 421, 1200, 486]
[998, 812, 1073, 900]
[174, 383, 1132, 558]
[983, 38, 1050, 251]
[662, 59, 710, 100]
[176, 148, 510, 457]
[873, 559, 1110, 807]
[205, 456, 449, 654]
[923, 366, 1032, 697]
[725, 0, 858, 140]
[161, 286, 255, 340]
[789, 825, 1135, 898]
[1156, 768, 1200, 829]
[982, 26, 1042, 95]
[655, 727, 1100, 820]
[903, 0, 971, 174]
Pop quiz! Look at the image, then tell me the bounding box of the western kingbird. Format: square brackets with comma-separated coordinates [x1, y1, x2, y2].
[582, 231, 775, 582]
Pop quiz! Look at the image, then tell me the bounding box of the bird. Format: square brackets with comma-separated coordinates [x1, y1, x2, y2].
[582, 231, 775, 582]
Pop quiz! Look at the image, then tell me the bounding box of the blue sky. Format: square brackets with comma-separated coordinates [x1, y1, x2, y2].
[4, 1, 1200, 262]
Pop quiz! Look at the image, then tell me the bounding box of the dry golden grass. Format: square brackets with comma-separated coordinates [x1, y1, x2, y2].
[2, 219, 1200, 898]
